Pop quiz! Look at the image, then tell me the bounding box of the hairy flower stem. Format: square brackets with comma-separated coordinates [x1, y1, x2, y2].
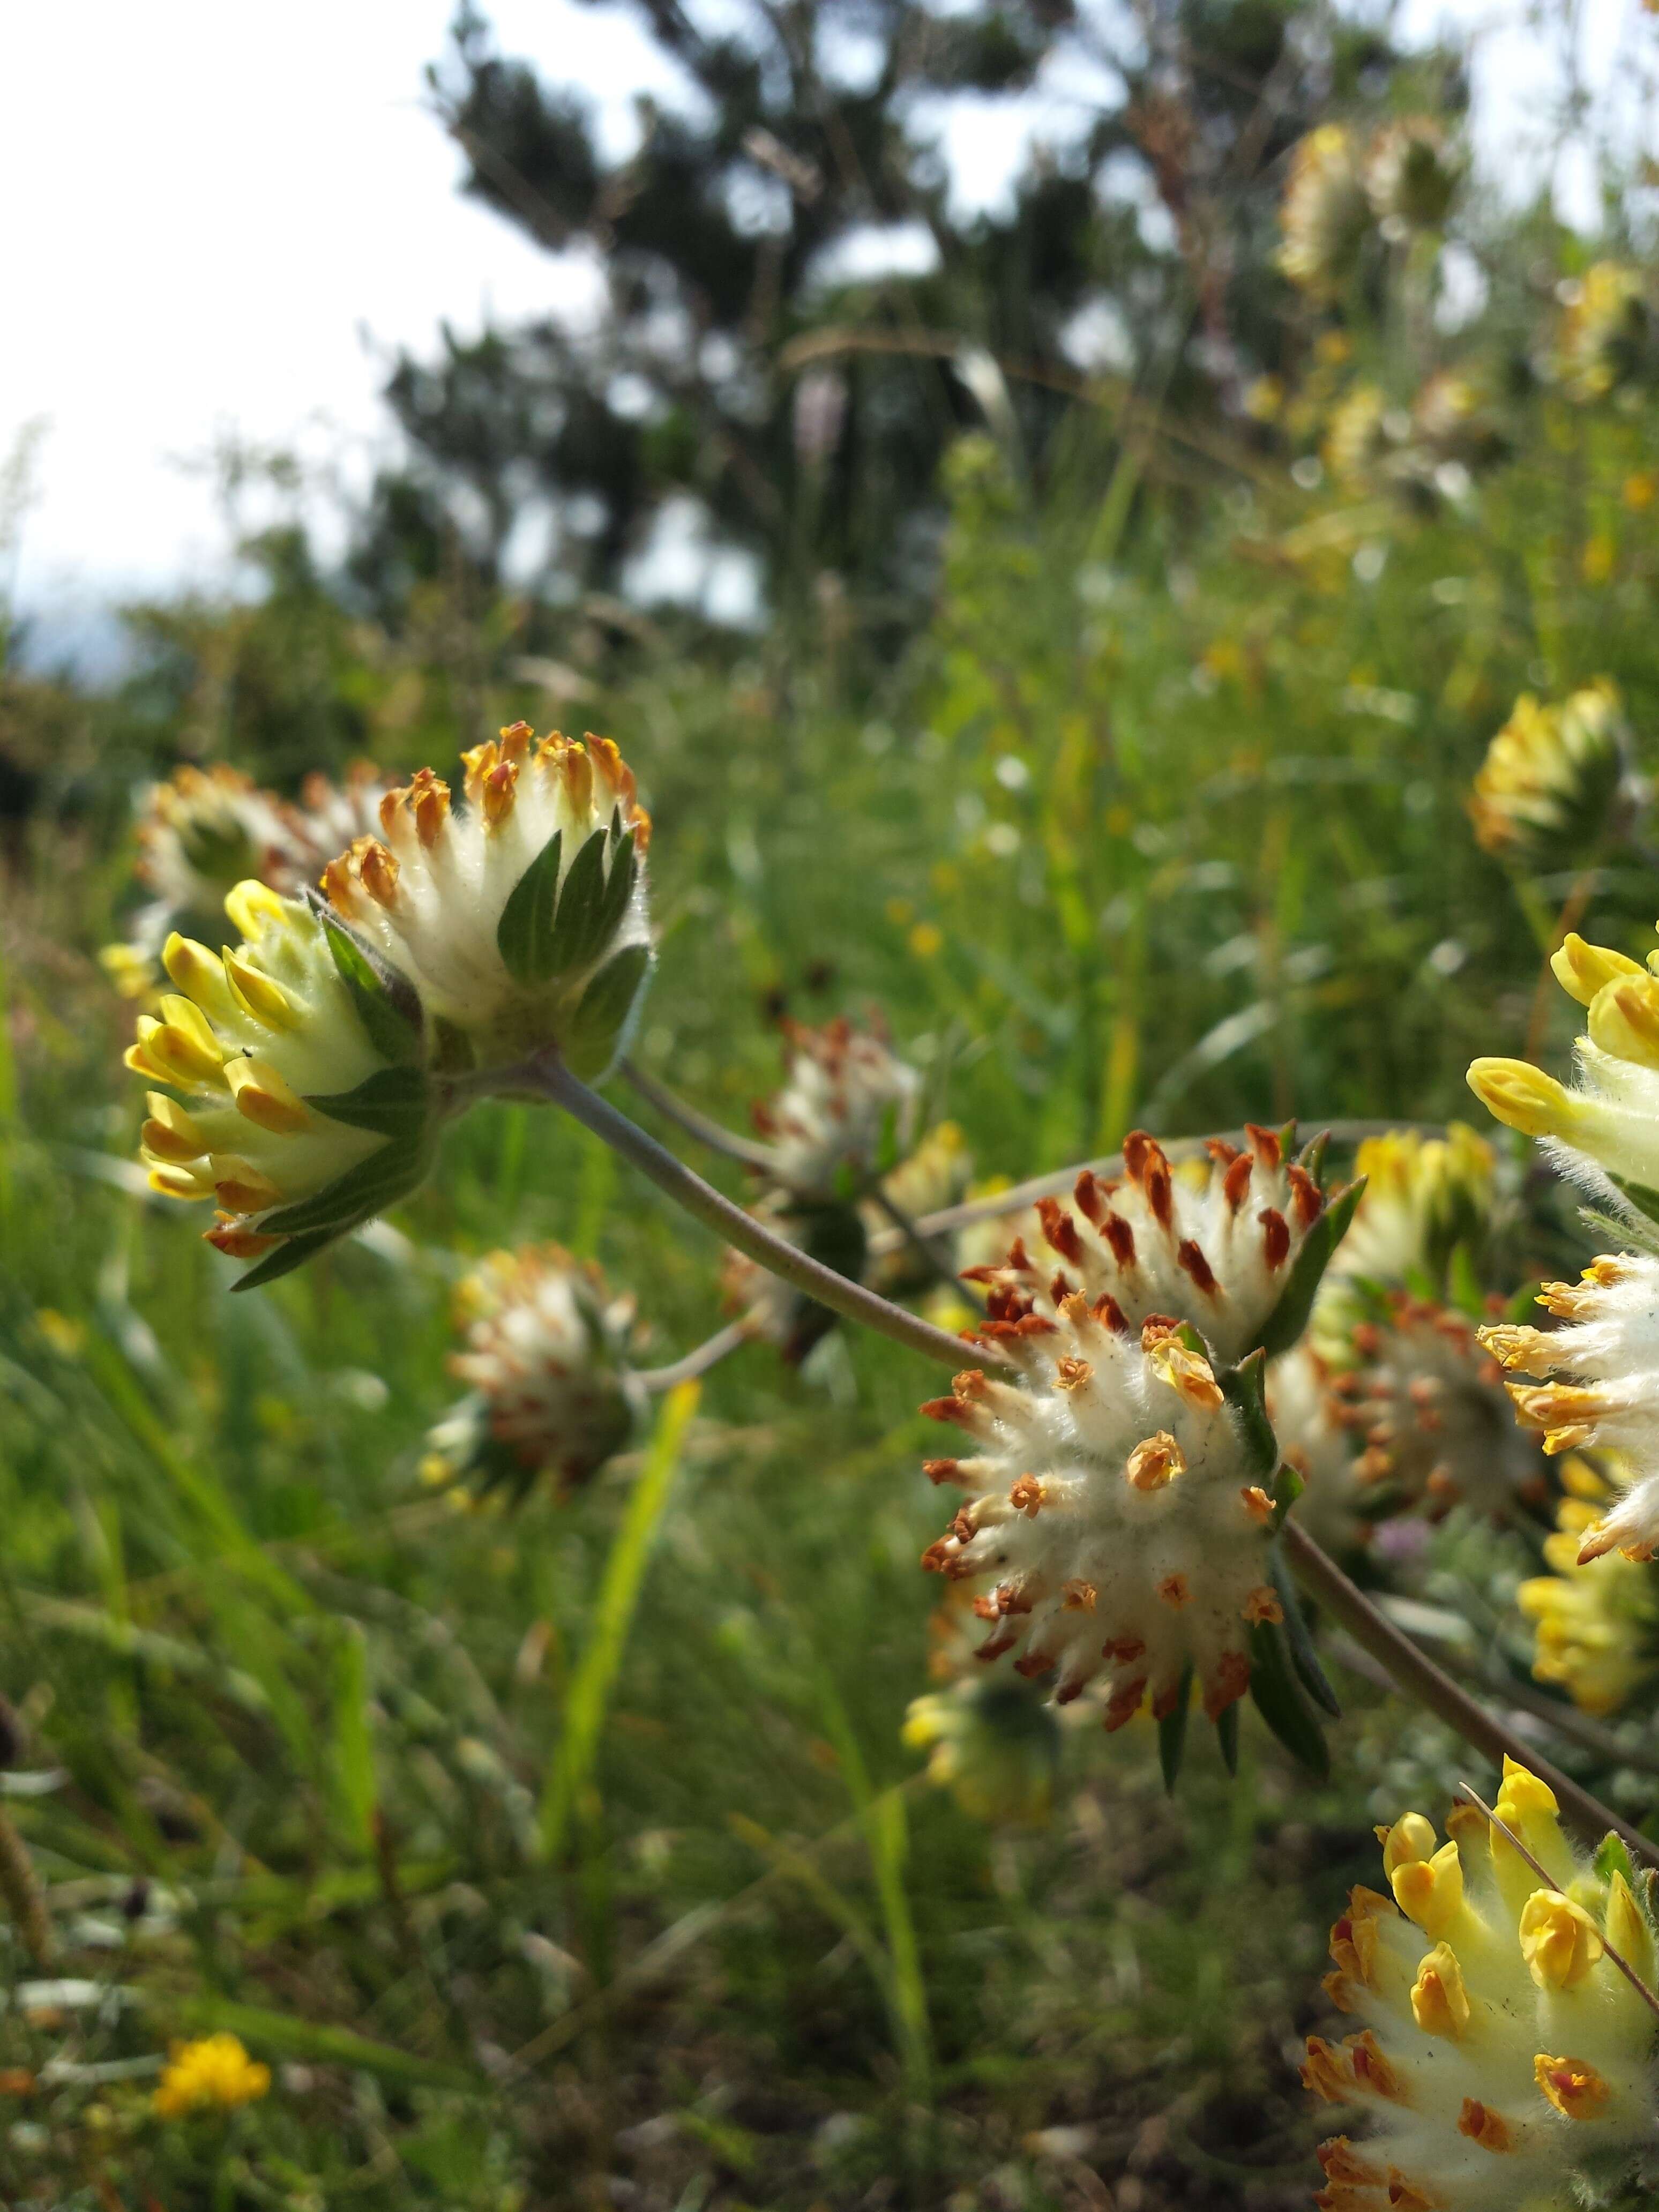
[526, 1057, 1008, 1374]
[1280, 1517, 1659, 1867]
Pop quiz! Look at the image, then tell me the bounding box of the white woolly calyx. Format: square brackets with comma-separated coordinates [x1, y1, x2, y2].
[752, 1016, 922, 1201]
[918, 1303, 1315, 1753]
[1483, 1253, 1659, 1563]
[425, 1243, 645, 1504]
[958, 1125, 1355, 1369]
[322, 723, 652, 1080]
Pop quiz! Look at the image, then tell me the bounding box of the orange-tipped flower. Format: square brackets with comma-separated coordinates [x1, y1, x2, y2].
[322, 726, 652, 1080]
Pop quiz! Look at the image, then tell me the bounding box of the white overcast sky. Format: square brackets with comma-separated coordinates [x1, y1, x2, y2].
[0, 0, 1649, 666]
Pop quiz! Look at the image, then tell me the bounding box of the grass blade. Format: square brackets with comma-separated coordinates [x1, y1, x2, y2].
[539, 1381, 698, 1858]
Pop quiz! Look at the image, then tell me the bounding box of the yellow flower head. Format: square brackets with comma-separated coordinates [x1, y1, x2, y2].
[902, 1671, 1059, 1829]
[1322, 384, 1390, 489]
[1515, 1463, 1659, 1715]
[1305, 1768, 1658, 2209]
[126, 883, 439, 1287]
[153, 2032, 271, 2120]
[1555, 262, 1649, 403]
[1467, 681, 1627, 860]
[1278, 125, 1370, 295]
[1328, 1125, 1494, 1309]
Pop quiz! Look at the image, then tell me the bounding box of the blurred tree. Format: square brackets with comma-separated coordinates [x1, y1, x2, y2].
[362, 0, 1457, 629]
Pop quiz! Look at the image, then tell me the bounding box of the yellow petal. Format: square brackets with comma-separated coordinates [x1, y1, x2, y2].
[222, 948, 298, 1030]
[1467, 1057, 1578, 1139]
[223, 1057, 309, 1136]
[1551, 933, 1643, 1007]
[224, 880, 289, 941]
[140, 1093, 209, 1164]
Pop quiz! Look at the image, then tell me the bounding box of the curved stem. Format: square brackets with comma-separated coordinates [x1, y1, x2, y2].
[635, 1320, 754, 1392]
[1281, 1518, 1659, 1867]
[618, 1058, 783, 1175]
[864, 1183, 966, 1294]
[902, 1119, 1453, 1244]
[525, 1057, 1008, 1375]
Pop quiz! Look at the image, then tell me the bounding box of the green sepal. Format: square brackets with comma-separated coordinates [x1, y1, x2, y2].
[548, 825, 637, 980]
[1276, 1118, 1300, 1159]
[1215, 1700, 1239, 1777]
[316, 907, 423, 1066]
[1595, 1832, 1636, 1889]
[231, 1229, 340, 1293]
[306, 1065, 431, 1142]
[1172, 1320, 1208, 1361]
[1219, 1349, 1276, 1481]
[1268, 1545, 1341, 1716]
[253, 1131, 434, 1241]
[1258, 1177, 1366, 1359]
[1610, 1175, 1659, 1230]
[1158, 1664, 1193, 1796]
[496, 828, 562, 986]
[1247, 1615, 1331, 1780]
[1296, 1127, 1330, 1189]
[1269, 1460, 1304, 1532]
[562, 944, 652, 1081]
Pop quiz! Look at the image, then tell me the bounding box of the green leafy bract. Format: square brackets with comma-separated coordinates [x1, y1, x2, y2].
[1258, 1177, 1366, 1359]
[318, 909, 422, 1066]
[307, 1066, 431, 1142]
[496, 828, 563, 985]
[562, 944, 652, 1080]
[1219, 1349, 1276, 1481]
[1247, 1609, 1331, 1780]
[1157, 1663, 1194, 1795]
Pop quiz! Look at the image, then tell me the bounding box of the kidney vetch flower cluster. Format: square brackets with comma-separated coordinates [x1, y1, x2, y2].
[916, 1128, 1352, 1741]
[127, 726, 653, 1284]
[322, 723, 652, 1079]
[1304, 1761, 1659, 2210]
[422, 1243, 646, 1504]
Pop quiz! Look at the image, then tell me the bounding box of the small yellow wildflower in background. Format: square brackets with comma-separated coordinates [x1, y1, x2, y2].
[1466, 679, 1627, 859]
[1623, 471, 1657, 511]
[1277, 128, 1369, 295]
[1516, 1460, 1659, 1717]
[153, 2032, 271, 2119]
[1581, 532, 1617, 584]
